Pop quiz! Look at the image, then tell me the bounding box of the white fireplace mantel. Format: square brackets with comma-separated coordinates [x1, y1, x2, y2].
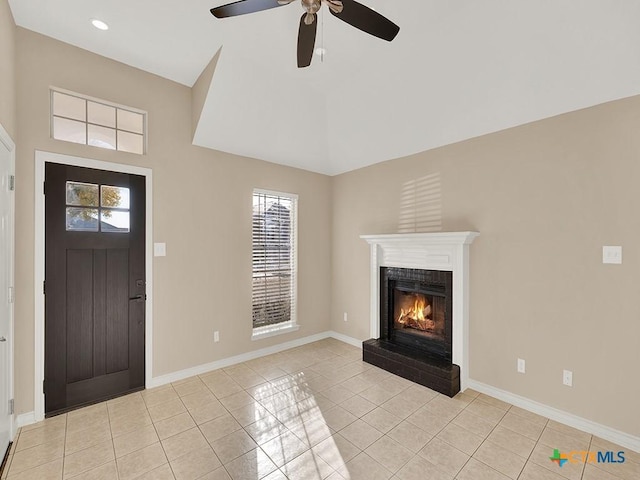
[360, 232, 479, 390]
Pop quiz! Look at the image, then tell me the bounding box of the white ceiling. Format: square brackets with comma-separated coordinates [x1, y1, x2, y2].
[9, 0, 640, 175]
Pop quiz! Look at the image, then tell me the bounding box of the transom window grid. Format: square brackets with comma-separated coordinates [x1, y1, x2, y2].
[65, 181, 131, 233]
[51, 89, 146, 155]
[252, 190, 298, 331]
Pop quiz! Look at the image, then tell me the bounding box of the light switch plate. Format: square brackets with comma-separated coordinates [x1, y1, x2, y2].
[154, 242, 167, 257]
[602, 246, 622, 264]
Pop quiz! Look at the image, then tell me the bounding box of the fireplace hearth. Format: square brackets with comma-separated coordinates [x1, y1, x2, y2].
[361, 232, 479, 397]
[362, 339, 459, 396]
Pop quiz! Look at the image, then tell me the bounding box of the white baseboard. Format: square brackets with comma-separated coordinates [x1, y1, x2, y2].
[148, 331, 334, 388]
[467, 379, 640, 453]
[15, 412, 36, 429]
[328, 331, 363, 349]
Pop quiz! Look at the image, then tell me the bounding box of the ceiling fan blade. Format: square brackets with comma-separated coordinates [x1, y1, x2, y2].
[329, 0, 399, 41]
[211, 0, 284, 18]
[297, 13, 317, 68]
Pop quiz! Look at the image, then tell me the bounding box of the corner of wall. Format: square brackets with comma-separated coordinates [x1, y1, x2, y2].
[0, 0, 17, 139]
[191, 47, 222, 141]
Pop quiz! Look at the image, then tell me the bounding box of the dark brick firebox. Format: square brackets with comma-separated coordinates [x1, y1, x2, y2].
[363, 267, 460, 397]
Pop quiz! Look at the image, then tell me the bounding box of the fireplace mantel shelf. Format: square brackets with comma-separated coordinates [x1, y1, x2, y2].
[360, 231, 479, 391]
[361, 232, 479, 246]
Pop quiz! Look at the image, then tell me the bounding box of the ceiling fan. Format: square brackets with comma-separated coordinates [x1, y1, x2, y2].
[210, 0, 400, 68]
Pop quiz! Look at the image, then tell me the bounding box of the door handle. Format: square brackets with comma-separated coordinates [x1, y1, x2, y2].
[129, 294, 145, 302]
[0, 337, 5, 342]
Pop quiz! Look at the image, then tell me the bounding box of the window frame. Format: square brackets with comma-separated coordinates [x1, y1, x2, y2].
[65, 181, 131, 233]
[50, 87, 148, 155]
[251, 188, 299, 340]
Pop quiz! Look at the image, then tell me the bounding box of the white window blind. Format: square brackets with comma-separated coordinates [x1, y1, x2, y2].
[252, 190, 297, 332]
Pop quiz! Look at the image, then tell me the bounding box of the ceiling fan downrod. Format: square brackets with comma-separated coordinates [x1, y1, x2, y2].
[302, 0, 320, 24]
[279, 0, 343, 24]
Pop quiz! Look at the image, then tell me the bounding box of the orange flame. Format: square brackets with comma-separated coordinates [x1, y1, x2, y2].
[397, 296, 434, 331]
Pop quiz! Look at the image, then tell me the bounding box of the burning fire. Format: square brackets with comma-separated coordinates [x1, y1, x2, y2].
[397, 296, 435, 331]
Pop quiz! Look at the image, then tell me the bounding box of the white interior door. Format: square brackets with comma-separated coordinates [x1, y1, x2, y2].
[0, 126, 15, 454]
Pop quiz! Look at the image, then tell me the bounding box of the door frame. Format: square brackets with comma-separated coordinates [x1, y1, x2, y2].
[0, 124, 15, 439]
[34, 150, 153, 421]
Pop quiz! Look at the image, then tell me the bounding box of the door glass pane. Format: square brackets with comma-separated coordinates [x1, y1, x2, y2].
[52, 92, 86, 121]
[66, 207, 99, 231]
[117, 131, 144, 154]
[53, 117, 86, 145]
[117, 109, 144, 134]
[88, 124, 116, 150]
[88, 102, 116, 128]
[100, 210, 130, 232]
[101, 185, 130, 209]
[66, 182, 99, 206]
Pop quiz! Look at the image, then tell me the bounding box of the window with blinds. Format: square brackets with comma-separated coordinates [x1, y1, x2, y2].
[252, 190, 298, 336]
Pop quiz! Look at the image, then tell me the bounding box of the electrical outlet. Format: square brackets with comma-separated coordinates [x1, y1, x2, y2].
[213, 331, 220, 343]
[343, 312, 348, 322]
[563, 369, 573, 386]
[603, 246, 622, 264]
[517, 358, 526, 374]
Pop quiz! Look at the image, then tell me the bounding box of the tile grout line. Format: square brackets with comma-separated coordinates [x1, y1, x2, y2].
[147, 385, 178, 479]
[440, 395, 506, 480]
[66, 407, 116, 479]
[243, 351, 343, 477]
[195, 373, 240, 479]
[515, 414, 549, 480]
[61, 414, 68, 479]
[251, 348, 362, 478]
[105, 400, 121, 480]
[581, 435, 593, 480]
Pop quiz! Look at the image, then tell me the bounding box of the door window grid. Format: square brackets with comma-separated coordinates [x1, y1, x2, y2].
[65, 181, 130, 233]
[51, 89, 146, 155]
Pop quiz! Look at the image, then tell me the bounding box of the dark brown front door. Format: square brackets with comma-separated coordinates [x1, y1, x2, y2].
[45, 163, 145, 415]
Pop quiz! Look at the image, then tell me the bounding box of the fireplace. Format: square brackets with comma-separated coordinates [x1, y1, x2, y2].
[381, 267, 452, 361]
[360, 232, 479, 397]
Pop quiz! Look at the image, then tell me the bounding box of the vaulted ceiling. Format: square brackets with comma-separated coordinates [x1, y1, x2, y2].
[9, 0, 640, 175]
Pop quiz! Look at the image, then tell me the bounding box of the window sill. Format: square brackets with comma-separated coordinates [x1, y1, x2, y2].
[251, 323, 300, 341]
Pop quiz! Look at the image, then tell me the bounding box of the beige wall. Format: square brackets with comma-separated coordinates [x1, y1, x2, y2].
[0, 0, 16, 138]
[331, 96, 640, 437]
[14, 28, 332, 414]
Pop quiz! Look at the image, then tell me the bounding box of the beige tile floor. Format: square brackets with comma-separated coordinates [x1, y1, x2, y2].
[2, 338, 638, 480]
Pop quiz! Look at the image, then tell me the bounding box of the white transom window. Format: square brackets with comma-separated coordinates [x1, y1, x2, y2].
[50, 88, 147, 155]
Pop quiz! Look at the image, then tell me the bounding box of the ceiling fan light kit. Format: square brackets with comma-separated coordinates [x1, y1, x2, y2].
[211, 0, 399, 68]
